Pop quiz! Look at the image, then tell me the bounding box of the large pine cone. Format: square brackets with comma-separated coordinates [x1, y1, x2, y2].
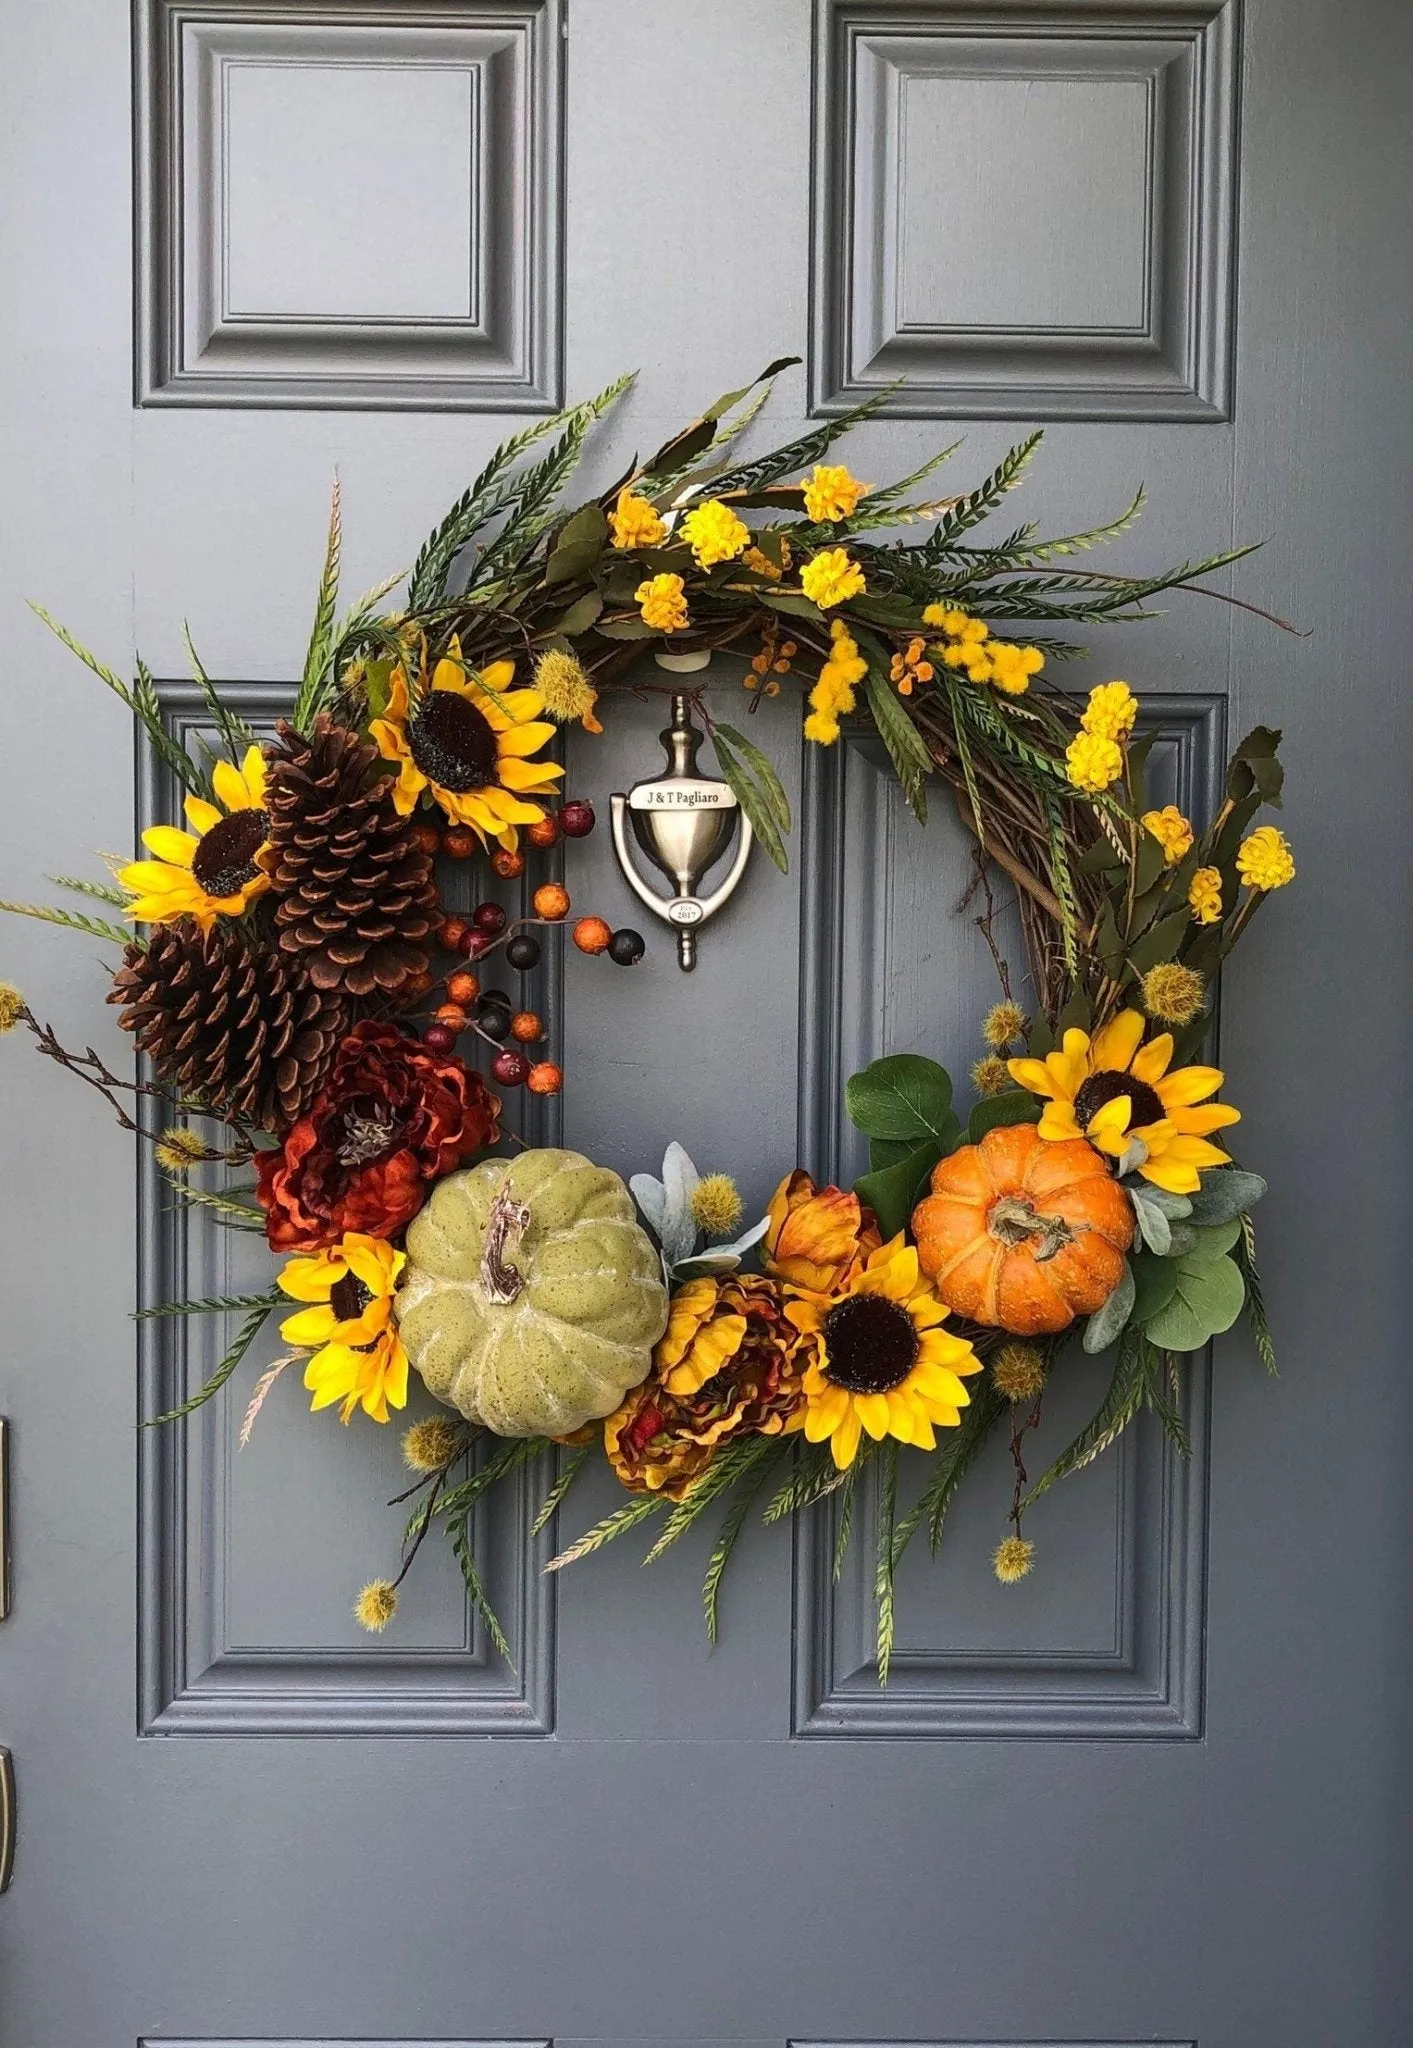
[109, 923, 351, 1132]
[262, 715, 438, 997]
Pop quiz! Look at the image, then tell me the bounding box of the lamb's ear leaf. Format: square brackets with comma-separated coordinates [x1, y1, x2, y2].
[1083, 1261, 1136, 1354]
[1185, 1168, 1268, 1225]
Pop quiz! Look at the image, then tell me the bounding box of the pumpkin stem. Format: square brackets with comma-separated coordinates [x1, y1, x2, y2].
[481, 1179, 532, 1304]
[986, 1195, 1080, 1264]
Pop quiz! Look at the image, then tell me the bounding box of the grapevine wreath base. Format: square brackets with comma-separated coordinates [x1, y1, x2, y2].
[1, 362, 1292, 1675]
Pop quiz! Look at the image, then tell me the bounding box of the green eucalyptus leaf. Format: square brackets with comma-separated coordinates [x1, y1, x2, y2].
[1130, 1252, 1181, 1326]
[1183, 1215, 1244, 1262]
[846, 1054, 955, 1144]
[1186, 1167, 1268, 1225]
[967, 1092, 1041, 1144]
[855, 1138, 946, 1241]
[1143, 1252, 1245, 1351]
[1083, 1260, 1136, 1354]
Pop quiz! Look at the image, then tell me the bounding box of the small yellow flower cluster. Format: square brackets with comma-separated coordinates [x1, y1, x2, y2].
[689, 1173, 745, 1238]
[1082, 680, 1138, 741]
[800, 546, 866, 610]
[1142, 962, 1207, 1026]
[803, 462, 869, 523]
[971, 1054, 1014, 1097]
[533, 649, 601, 732]
[609, 488, 667, 551]
[1141, 804, 1194, 866]
[803, 619, 868, 745]
[993, 1534, 1036, 1584]
[680, 497, 750, 568]
[747, 627, 797, 695]
[741, 542, 785, 582]
[982, 999, 1027, 1048]
[636, 572, 689, 633]
[1065, 729, 1124, 793]
[889, 636, 934, 697]
[1237, 824, 1295, 891]
[354, 1579, 398, 1633]
[991, 1342, 1047, 1404]
[922, 606, 1043, 696]
[1189, 865, 1223, 925]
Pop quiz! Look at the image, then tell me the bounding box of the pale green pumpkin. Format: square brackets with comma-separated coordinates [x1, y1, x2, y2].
[395, 1149, 668, 1438]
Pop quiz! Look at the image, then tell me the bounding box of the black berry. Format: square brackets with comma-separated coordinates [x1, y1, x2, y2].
[608, 927, 647, 966]
[505, 934, 542, 971]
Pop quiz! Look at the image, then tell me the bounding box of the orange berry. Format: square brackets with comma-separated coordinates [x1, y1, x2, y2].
[402, 968, 435, 1000]
[491, 847, 525, 879]
[527, 816, 561, 849]
[438, 915, 469, 951]
[434, 1003, 468, 1032]
[446, 970, 480, 1006]
[511, 1011, 544, 1044]
[412, 821, 442, 857]
[572, 916, 612, 956]
[533, 883, 570, 920]
[527, 1062, 563, 1096]
[443, 826, 478, 860]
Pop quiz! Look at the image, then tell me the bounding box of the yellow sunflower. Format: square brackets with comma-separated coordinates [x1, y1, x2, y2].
[369, 636, 562, 849]
[277, 1232, 409, 1424]
[117, 746, 271, 931]
[789, 1236, 981, 1468]
[1007, 1008, 1240, 1196]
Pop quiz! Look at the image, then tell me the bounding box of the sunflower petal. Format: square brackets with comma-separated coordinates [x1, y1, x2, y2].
[1090, 1009, 1145, 1073]
[1156, 1065, 1225, 1108]
[1130, 1034, 1175, 1084]
[182, 798, 223, 837]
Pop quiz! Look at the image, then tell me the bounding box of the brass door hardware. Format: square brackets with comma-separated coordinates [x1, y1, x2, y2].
[0, 1748, 13, 1892]
[0, 1417, 9, 1619]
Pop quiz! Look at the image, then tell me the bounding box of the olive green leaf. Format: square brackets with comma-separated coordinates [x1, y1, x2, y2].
[846, 1054, 955, 1145]
[966, 1091, 1041, 1144]
[854, 1138, 945, 1241]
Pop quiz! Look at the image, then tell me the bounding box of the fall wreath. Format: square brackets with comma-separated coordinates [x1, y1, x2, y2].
[2, 361, 1292, 1675]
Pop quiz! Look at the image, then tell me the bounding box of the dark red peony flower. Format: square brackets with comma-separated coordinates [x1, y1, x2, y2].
[256, 1020, 499, 1251]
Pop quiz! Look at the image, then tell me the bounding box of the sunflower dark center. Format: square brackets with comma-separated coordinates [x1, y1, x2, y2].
[191, 809, 266, 899]
[408, 690, 499, 793]
[1073, 1068, 1165, 1131]
[329, 1272, 373, 1324]
[822, 1294, 919, 1395]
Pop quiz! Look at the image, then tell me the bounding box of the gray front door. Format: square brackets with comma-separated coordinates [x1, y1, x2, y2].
[2, 2, 1408, 2045]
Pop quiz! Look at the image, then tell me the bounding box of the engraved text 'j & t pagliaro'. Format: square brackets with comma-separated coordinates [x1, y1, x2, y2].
[609, 670, 753, 971]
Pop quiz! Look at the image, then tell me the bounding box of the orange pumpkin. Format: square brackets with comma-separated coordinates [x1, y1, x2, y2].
[912, 1124, 1134, 1336]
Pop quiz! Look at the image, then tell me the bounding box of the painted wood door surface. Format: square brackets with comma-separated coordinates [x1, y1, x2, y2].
[2, 3, 1410, 2045]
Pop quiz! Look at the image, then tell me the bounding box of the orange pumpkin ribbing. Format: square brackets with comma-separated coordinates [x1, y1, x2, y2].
[912, 1124, 1133, 1336]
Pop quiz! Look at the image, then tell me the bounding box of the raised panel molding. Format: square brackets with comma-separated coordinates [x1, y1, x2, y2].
[789, 2040, 1196, 2048]
[791, 696, 1221, 1737]
[138, 684, 557, 1736]
[141, 2040, 552, 2047]
[135, 0, 564, 409]
[811, 0, 1240, 419]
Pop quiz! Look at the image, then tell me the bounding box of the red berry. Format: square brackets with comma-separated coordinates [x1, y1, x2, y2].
[527, 815, 561, 849]
[443, 826, 478, 860]
[491, 1048, 530, 1087]
[559, 800, 596, 838]
[412, 822, 442, 857]
[491, 848, 525, 880]
[459, 928, 493, 960]
[422, 1022, 457, 1054]
[473, 902, 508, 936]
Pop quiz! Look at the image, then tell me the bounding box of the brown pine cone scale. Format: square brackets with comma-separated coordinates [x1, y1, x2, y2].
[109, 923, 350, 1132]
[262, 714, 438, 998]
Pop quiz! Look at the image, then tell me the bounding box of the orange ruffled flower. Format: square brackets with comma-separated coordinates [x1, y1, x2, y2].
[604, 1273, 808, 1500]
[762, 1168, 881, 1294]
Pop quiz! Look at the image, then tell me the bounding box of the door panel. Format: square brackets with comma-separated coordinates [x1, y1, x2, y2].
[2, 1, 1410, 2045]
